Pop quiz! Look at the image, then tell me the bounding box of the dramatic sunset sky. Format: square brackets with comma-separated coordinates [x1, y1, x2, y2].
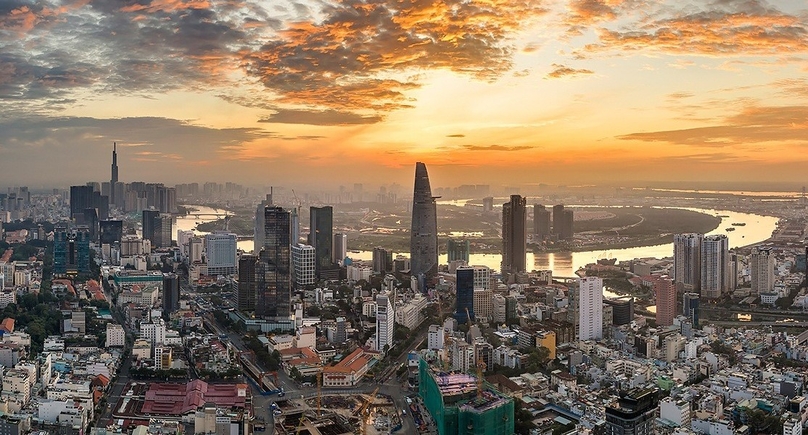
[2, 0, 808, 188]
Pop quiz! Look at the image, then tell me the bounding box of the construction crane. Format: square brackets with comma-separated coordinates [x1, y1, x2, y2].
[316, 372, 322, 417]
[295, 416, 309, 435]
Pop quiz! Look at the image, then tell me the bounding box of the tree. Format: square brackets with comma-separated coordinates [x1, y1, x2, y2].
[290, 366, 302, 381]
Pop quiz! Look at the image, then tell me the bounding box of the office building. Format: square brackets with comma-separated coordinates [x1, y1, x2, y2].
[605, 388, 659, 435]
[410, 162, 438, 284]
[69, 185, 94, 220]
[447, 239, 470, 263]
[256, 206, 292, 318]
[253, 193, 273, 253]
[54, 227, 91, 275]
[376, 292, 394, 354]
[291, 244, 316, 286]
[455, 267, 475, 324]
[162, 273, 180, 318]
[654, 277, 676, 327]
[205, 231, 237, 276]
[335, 317, 347, 343]
[750, 247, 775, 294]
[333, 233, 347, 263]
[502, 195, 527, 275]
[237, 254, 257, 311]
[533, 204, 551, 239]
[683, 293, 699, 327]
[418, 357, 515, 435]
[473, 289, 492, 320]
[99, 220, 123, 246]
[700, 234, 729, 299]
[561, 209, 574, 240]
[309, 206, 333, 277]
[605, 297, 634, 326]
[372, 247, 393, 274]
[143, 210, 172, 249]
[673, 233, 703, 292]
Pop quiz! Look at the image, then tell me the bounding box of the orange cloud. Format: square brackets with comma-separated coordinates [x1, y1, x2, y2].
[545, 63, 594, 79]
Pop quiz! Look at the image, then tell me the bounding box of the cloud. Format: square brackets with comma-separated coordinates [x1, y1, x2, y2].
[667, 92, 694, 100]
[588, 1, 808, 56]
[617, 105, 808, 146]
[258, 109, 383, 126]
[446, 134, 466, 138]
[546, 64, 594, 79]
[463, 145, 535, 151]
[244, 0, 548, 115]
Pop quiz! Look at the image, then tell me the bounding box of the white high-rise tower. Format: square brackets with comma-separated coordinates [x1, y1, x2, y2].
[578, 277, 603, 341]
[700, 235, 729, 299]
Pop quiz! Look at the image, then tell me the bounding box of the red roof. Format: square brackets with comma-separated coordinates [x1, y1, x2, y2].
[140, 380, 249, 416]
[0, 318, 15, 333]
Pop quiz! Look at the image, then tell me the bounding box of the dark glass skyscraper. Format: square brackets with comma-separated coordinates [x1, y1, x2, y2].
[502, 195, 527, 274]
[455, 267, 475, 324]
[410, 162, 438, 285]
[99, 220, 123, 246]
[54, 226, 90, 275]
[238, 254, 258, 311]
[533, 204, 551, 239]
[257, 206, 292, 318]
[162, 273, 180, 319]
[605, 388, 659, 435]
[309, 206, 333, 277]
[683, 293, 700, 327]
[70, 185, 94, 219]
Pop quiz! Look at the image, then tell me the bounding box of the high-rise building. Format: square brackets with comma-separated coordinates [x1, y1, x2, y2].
[291, 244, 316, 287]
[69, 185, 95, 220]
[750, 247, 775, 294]
[473, 289, 492, 320]
[237, 254, 257, 311]
[561, 210, 574, 240]
[482, 197, 494, 212]
[447, 239, 470, 263]
[110, 142, 119, 205]
[533, 204, 551, 239]
[162, 273, 179, 319]
[332, 233, 347, 263]
[376, 292, 394, 354]
[473, 265, 492, 291]
[700, 235, 729, 299]
[654, 277, 676, 327]
[372, 247, 393, 274]
[502, 195, 527, 275]
[455, 266, 475, 324]
[205, 231, 238, 276]
[683, 293, 700, 327]
[605, 388, 659, 435]
[253, 193, 273, 253]
[410, 162, 438, 285]
[309, 206, 333, 276]
[605, 297, 634, 325]
[578, 277, 603, 341]
[552, 204, 564, 236]
[99, 220, 123, 246]
[673, 233, 703, 292]
[335, 317, 347, 343]
[256, 206, 292, 318]
[54, 227, 91, 275]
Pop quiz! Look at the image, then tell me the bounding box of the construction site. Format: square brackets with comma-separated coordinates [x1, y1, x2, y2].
[271, 385, 403, 435]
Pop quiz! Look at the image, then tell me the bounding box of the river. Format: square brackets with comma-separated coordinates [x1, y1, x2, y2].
[176, 205, 779, 277]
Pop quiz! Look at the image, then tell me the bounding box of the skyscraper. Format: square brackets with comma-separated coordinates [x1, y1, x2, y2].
[410, 162, 438, 286]
[309, 206, 333, 277]
[69, 185, 95, 220]
[256, 206, 292, 318]
[253, 193, 273, 253]
[332, 233, 347, 264]
[54, 226, 91, 275]
[376, 292, 394, 354]
[291, 244, 316, 287]
[143, 210, 172, 249]
[238, 254, 257, 311]
[447, 239, 470, 263]
[673, 233, 703, 292]
[162, 273, 179, 319]
[99, 220, 123, 246]
[700, 234, 729, 299]
[561, 209, 574, 240]
[502, 195, 527, 275]
[552, 204, 564, 236]
[578, 277, 603, 341]
[110, 142, 119, 205]
[750, 247, 775, 295]
[683, 293, 700, 327]
[533, 204, 551, 239]
[372, 247, 393, 274]
[654, 277, 676, 327]
[455, 266, 475, 324]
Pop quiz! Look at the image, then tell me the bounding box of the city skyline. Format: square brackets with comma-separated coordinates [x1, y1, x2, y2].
[2, 1, 808, 186]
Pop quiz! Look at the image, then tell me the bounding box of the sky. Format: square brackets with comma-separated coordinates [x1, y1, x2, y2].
[2, 0, 808, 188]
